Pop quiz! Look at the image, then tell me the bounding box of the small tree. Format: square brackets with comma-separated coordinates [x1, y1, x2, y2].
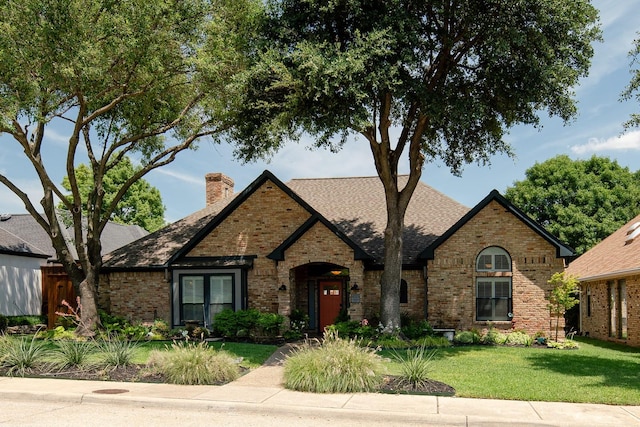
[547, 272, 580, 341]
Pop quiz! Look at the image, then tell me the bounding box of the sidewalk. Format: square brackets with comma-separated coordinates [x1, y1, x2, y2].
[0, 344, 638, 426]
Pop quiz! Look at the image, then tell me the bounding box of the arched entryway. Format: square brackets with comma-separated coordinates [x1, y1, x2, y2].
[291, 262, 350, 333]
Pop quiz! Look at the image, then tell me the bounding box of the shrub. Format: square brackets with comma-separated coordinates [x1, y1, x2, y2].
[392, 345, 438, 389]
[454, 330, 481, 345]
[0, 335, 48, 376]
[401, 319, 433, 340]
[547, 340, 580, 350]
[285, 309, 309, 341]
[481, 327, 507, 345]
[49, 340, 96, 370]
[212, 309, 259, 338]
[326, 321, 374, 339]
[150, 319, 171, 339]
[256, 312, 284, 337]
[36, 325, 78, 341]
[375, 334, 412, 349]
[413, 335, 452, 348]
[284, 331, 384, 393]
[147, 341, 240, 385]
[504, 331, 533, 347]
[6, 315, 45, 327]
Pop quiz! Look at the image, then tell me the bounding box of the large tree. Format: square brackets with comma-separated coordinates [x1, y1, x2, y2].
[622, 34, 640, 129]
[505, 155, 640, 255]
[60, 157, 166, 233]
[226, 0, 600, 330]
[0, 0, 260, 335]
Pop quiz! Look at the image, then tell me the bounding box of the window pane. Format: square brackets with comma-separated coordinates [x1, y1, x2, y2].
[494, 254, 510, 270]
[477, 299, 492, 319]
[209, 276, 233, 304]
[182, 276, 204, 304]
[477, 255, 492, 270]
[494, 299, 509, 320]
[477, 281, 492, 298]
[494, 281, 510, 298]
[183, 304, 203, 322]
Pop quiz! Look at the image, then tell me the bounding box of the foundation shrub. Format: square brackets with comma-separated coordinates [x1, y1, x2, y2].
[454, 330, 481, 345]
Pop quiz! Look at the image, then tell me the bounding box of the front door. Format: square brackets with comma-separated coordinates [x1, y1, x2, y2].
[319, 280, 343, 331]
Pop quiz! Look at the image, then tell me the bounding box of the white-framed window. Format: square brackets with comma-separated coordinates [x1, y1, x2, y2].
[179, 273, 234, 325]
[476, 246, 511, 271]
[476, 247, 512, 321]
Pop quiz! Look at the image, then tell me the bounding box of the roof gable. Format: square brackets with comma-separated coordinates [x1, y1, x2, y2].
[169, 170, 342, 265]
[287, 175, 468, 264]
[268, 214, 373, 261]
[566, 212, 640, 281]
[418, 190, 574, 260]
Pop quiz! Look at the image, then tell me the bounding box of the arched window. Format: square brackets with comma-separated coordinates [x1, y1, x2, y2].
[399, 279, 408, 304]
[476, 247, 512, 321]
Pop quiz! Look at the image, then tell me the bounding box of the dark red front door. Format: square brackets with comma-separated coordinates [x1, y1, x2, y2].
[319, 280, 343, 331]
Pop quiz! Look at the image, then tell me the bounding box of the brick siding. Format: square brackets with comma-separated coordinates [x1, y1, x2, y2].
[427, 200, 566, 337]
[580, 276, 639, 346]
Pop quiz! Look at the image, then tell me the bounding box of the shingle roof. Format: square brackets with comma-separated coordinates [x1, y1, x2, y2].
[104, 171, 470, 269]
[0, 213, 149, 261]
[0, 226, 50, 258]
[418, 190, 574, 260]
[566, 212, 640, 281]
[287, 175, 469, 264]
[103, 195, 237, 269]
[0, 214, 56, 257]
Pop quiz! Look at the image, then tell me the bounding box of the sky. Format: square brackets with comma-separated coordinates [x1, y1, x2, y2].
[1, 0, 639, 224]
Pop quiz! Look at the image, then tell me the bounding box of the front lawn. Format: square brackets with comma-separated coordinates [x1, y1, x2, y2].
[381, 337, 640, 405]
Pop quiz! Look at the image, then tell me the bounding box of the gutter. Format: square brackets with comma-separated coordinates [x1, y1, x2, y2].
[576, 266, 640, 282]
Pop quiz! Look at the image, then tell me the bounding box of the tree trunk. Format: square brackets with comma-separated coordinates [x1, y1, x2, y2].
[74, 274, 101, 337]
[379, 204, 404, 331]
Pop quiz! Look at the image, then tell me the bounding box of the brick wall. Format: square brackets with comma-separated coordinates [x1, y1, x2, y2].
[580, 276, 639, 347]
[362, 269, 426, 322]
[101, 271, 170, 324]
[427, 200, 566, 337]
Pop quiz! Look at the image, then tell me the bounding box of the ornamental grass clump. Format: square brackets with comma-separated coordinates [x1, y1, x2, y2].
[96, 337, 139, 368]
[284, 331, 384, 393]
[0, 334, 48, 376]
[391, 345, 438, 390]
[49, 339, 97, 370]
[147, 341, 240, 385]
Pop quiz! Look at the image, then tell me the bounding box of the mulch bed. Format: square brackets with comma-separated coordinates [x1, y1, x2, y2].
[2, 365, 456, 396]
[379, 375, 456, 396]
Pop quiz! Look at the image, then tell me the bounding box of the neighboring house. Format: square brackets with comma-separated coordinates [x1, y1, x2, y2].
[566, 213, 640, 347]
[102, 170, 573, 337]
[0, 213, 147, 322]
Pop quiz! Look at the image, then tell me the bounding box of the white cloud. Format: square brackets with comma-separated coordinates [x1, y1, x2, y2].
[151, 168, 205, 187]
[570, 130, 640, 154]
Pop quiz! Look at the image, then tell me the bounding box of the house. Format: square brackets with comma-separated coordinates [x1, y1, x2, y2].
[102, 170, 573, 337]
[0, 213, 147, 323]
[566, 213, 640, 346]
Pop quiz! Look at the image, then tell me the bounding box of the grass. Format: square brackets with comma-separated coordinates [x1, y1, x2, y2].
[381, 337, 640, 405]
[147, 341, 240, 385]
[284, 333, 385, 393]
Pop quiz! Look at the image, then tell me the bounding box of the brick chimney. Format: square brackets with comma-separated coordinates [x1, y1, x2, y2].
[205, 173, 234, 206]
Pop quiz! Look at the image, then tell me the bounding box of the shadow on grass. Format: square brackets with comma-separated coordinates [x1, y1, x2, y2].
[524, 340, 640, 392]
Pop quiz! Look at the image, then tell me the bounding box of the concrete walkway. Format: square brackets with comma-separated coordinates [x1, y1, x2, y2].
[0, 343, 638, 426]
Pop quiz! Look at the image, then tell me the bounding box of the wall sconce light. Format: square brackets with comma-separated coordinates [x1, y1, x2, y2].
[278, 284, 287, 291]
[350, 282, 359, 291]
